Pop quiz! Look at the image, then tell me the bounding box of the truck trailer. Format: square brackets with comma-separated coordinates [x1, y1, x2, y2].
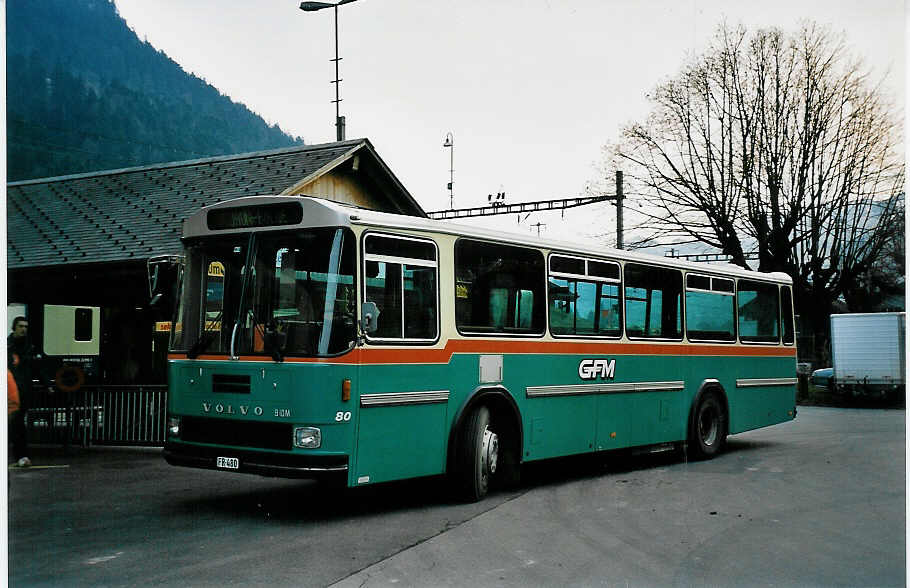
[826, 312, 905, 397]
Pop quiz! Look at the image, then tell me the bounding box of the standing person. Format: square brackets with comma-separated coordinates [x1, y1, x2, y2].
[8, 369, 20, 416]
[8, 368, 23, 466]
[7, 316, 46, 467]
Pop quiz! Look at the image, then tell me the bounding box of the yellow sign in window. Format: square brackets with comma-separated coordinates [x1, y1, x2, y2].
[208, 261, 225, 277]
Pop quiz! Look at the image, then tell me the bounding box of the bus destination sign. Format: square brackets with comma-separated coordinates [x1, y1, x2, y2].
[207, 202, 303, 230]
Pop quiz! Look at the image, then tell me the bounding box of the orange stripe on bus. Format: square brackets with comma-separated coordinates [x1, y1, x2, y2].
[168, 340, 796, 365]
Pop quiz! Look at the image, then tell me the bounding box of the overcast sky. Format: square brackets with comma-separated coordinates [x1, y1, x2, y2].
[113, 0, 905, 251]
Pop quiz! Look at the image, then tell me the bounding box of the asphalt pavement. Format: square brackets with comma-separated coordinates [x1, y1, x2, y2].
[8, 406, 906, 587]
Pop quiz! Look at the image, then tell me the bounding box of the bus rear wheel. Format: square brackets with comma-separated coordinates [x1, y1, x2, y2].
[688, 391, 727, 459]
[458, 405, 499, 502]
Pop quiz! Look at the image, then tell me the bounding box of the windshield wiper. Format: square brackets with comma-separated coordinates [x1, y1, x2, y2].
[261, 319, 285, 362]
[187, 310, 223, 359]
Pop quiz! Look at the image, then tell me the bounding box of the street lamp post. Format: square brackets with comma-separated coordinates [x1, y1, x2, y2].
[443, 132, 454, 209]
[300, 0, 359, 141]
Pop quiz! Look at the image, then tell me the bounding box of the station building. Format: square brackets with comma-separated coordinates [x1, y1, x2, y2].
[7, 139, 426, 385]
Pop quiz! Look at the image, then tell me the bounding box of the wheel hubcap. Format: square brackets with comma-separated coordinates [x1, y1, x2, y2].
[481, 427, 499, 477]
[699, 407, 718, 446]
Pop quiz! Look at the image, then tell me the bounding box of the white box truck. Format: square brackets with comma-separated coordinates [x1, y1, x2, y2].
[829, 312, 905, 397]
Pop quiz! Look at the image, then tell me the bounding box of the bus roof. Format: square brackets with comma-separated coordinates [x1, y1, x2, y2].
[184, 195, 792, 284]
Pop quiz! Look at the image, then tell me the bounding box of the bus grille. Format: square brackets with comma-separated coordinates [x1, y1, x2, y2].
[181, 417, 292, 450]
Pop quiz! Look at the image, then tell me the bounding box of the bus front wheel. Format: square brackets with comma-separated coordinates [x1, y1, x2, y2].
[458, 405, 498, 502]
[688, 391, 728, 459]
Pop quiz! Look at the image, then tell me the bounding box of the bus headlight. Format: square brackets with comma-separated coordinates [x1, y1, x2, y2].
[167, 416, 181, 437]
[294, 427, 321, 449]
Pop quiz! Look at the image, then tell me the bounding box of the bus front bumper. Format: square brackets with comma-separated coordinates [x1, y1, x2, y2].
[163, 441, 348, 479]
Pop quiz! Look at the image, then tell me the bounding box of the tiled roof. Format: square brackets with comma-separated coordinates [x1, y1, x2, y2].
[7, 139, 422, 269]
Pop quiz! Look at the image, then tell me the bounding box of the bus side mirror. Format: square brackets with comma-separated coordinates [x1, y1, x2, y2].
[361, 302, 380, 334]
[148, 255, 183, 308]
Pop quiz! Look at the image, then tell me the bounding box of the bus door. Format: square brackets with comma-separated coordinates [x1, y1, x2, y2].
[352, 234, 446, 486]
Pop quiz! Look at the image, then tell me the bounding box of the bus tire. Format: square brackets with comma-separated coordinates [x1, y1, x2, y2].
[458, 405, 498, 502]
[688, 390, 727, 460]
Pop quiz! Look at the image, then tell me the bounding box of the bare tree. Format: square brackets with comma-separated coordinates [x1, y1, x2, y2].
[612, 22, 904, 355]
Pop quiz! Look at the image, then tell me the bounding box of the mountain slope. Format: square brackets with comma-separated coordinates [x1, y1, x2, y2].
[6, 0, 303, 181]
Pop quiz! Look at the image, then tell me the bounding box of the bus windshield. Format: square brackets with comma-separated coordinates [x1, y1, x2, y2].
[170, 227, 357, 358]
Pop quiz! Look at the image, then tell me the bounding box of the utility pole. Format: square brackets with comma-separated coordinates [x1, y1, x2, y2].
[331, 3, 344, 140]
[615, 170, 624, 250]
[616, 170, 624, 249]
[444, 132, 454, 209]
[300, 0, 359, 141]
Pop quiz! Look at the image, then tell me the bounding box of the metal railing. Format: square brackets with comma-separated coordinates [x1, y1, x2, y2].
[25, 385, 168, 447]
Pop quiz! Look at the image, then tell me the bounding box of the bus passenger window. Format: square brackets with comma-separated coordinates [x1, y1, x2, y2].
[685, 274, 735, 342]
[547, 253, 621, 338]
[455, 239, 545, 336]
[624, 263, 683, 340]
[364, 234, 438, 342]
[737, 280, 780, 343]
[781, 285, 795, 345]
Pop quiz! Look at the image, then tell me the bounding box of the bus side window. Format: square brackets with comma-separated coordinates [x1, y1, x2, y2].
[685, 274, 736, 342]
[737, 279, 780, 343]
[781, 285, 795, 345]
[363, 233, 438, 342]
[548, 254, 621, 338]
[455, 239, 545, 336]
[624, 263, 683, 340]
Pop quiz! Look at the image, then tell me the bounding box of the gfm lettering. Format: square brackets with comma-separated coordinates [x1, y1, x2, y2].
[578, 358, 616, 380]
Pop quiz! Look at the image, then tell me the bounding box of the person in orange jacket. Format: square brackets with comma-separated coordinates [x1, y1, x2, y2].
[8, 317, 38, 467]
[8, 369, 20, 415]
[8, 368, 28, 466]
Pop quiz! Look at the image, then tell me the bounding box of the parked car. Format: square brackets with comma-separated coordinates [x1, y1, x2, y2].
[811, 367, 834, 388]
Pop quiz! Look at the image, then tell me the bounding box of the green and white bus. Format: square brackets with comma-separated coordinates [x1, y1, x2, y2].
[164, 196, 797, 500]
